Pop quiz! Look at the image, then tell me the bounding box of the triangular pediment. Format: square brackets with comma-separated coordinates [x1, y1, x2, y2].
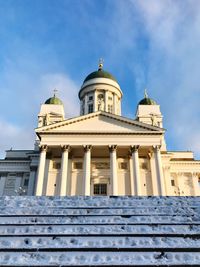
[36, 111, 164, 134]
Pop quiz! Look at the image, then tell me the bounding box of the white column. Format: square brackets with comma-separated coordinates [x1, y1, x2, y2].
[154, 145, 166, 196]
[94, 90, 97, 112]
[105, 90, 108, 112]
[35, 145, 47, 196]
[129, 156, 134, 196]
[131, 146, 141, 196]
[192, 173, 199, 196]
[149, 152, 159, 196]
[60, 145, 70, 196]
[0, 176, 6, 196]
[109, 145, 118, 195]
[84, 94, 88, 115]
[113, 93, 117, 114]
[83, 145, 91, 196]
[27, 169, 36, 195]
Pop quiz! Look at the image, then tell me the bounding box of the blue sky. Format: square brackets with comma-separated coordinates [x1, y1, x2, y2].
[0, 0, 200, 158]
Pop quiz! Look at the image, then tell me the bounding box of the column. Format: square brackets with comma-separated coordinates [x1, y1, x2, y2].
[94, 90, 97, 112]
[149, 152, 159, 195]
[0, 175, 6, 196]
[154, 145, 166, 196]
[84, 94, 88, 115]
[130, 146, 141, 196]
[60, 145, 70, 196]
[83, 145, 91, 196]
[192, 173, 199, 196]
[105, 90, 108, 112]
[129, 156, 134, 196]
[109, 145, 118, 195]
[113, 93, 117, 114]
[27, 168, 36, 195]
[35, 145, 47, 196]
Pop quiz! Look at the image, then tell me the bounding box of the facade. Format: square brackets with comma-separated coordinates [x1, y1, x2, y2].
[0, 63, 200, 196]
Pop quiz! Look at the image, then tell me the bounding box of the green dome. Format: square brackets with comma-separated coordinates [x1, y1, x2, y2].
[138, 97, 157, 105]
[45, 95, 63, 105]
[83, 69, 117, 83]
[138, 90, 157, 105]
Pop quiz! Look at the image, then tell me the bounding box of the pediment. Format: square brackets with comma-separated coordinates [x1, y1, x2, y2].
[36, 111, 164, 134]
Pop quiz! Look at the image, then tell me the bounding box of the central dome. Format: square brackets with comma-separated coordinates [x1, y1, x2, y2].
[83, 69, 117, 83]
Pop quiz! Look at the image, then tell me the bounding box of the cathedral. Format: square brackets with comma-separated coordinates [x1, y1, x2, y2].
[0, 62, 200, 197]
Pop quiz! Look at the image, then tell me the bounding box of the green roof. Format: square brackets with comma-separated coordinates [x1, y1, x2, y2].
[83, 69, 117, 83]
[138, 97, 157, 105]
[45, 95, 63, 105]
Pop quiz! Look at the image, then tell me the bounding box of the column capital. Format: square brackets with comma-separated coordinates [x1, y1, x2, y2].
[84, 145, 92, 152]
[61, 145, 70, 152]
[130, 145, 139, 153]
[39, 145, 48, 152]
[153, 145, 161, 152]
[109, 145, 117, 152]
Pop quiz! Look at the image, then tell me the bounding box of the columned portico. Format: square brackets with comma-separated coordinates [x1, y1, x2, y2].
[83, 145, 92, 196]
[35, 145, 47, 196]
[109, 145, 118, 195]
[60, 145, 70, 196]
[154, 145, 166, 195]
[130, 146, 141, 196]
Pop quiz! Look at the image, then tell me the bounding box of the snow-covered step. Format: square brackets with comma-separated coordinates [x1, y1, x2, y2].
[1, 196, 200, 208]
[0, 224, 200, 235]
[0, 224, 199, 235]
[0, 215, 198, 224]
[0, 236, 200, 250]
[0, 251, 200, 266]
[0, 206, 198, 216]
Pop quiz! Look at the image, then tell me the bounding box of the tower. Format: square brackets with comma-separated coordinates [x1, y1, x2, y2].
[79, 61, 123, 115]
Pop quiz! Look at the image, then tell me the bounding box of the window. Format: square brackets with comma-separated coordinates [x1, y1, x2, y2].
[92, 162, 110, 169]
[140, 162, 148, 170]
[98, 94, 104, 99]
[74, 162, 83, 169]
[108, 96, 112, 101]
[171, 180, 175, 186]
[53, 162, 61, 169]
[93, 184, 107, 195]
[23, 178, 29, 187]
[119, 162, 127, 169]
[89, 96, 93, 101]
[88, 104, 93, 113]
[108, 105, 113, 113]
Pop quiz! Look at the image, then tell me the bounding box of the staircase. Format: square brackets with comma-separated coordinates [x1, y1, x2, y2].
[0, 196, 200, 266]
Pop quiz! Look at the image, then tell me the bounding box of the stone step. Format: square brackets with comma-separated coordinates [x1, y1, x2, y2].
[1, 196, 200, 208]
[0, 236, 199, 250]
[0, 215, 198, 224]
[0, 251, 200, 266]
[0, 224, 199, 235]
[0, 206, 198, 216]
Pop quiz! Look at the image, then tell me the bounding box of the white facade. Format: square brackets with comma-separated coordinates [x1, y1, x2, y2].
[0, 64, 200, 196]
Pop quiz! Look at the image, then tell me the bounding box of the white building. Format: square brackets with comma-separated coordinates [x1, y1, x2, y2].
[0, 62, 200, 196]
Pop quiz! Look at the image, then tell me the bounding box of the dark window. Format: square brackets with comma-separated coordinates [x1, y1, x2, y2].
[94, 184, 107, 195]
[89, 96, 93, 101]
[74, 162, 83, 169]
[53, 162, 61, 169]
[171, 180, 175, 186]
[88, 104, 93, 113]
[119, 162, 127, 169]
[23, 178, 29, 187]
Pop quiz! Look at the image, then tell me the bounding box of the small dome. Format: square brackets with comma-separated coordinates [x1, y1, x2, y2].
[45, 95, 63, 105]
[138, 97, 157, 105]
[138, 90, 157, 105]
